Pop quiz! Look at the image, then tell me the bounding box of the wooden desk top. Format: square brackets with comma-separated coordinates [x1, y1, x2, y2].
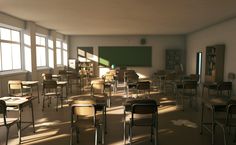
[0, 97, 28, 106]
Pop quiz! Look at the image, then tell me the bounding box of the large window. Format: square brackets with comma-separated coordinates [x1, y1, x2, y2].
[24, 34, 32, 71]
[56, 40, 62, 65]
[56, 40, 68, 66]
[36, 35, 46, 67]
[63, 42, 68, 66]
[48, 39, 54, 68]
[0, 27, 21, 71]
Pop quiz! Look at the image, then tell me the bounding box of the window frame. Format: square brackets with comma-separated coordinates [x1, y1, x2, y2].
[36, 34, 47, 68]
[0, 26, 22, 72]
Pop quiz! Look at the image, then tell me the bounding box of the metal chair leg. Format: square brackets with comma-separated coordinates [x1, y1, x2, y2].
[6, 127, 9, 145]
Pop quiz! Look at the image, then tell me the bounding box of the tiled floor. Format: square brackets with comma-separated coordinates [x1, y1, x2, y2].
[0, 85, 235, 145]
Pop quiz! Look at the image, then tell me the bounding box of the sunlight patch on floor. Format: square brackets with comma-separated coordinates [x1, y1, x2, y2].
[171, 119, 198, 128]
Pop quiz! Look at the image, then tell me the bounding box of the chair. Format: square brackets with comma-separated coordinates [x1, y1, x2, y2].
[8, 80, 31, 97]
[136, 81, 151, 98]
[127, 99, 158, 145]
[58, 70, 68, 81]
[42, 73, 53, 80]
[0, 100, 19, 145]
[124, 72, 139, 97]
[216, 82, 232, 98]
[215, 102, 236, 145]
[180, 80, 198, 111]
[67, 73, 81, 94]
[70, 99, 104, 145]
[42, 80, 62, 111]
[104, 73, 117, 93]
[164, 73, 177, 95]
[91, 79, 111, 107]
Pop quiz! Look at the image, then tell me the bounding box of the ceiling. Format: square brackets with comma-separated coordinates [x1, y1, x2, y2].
[1, 0, 236, 35]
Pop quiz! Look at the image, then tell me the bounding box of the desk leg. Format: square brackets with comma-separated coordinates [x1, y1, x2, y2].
[37, 84, 40, 103]
[123, 110, 126, 145]
[200, 103, 204, 134]
[202, 87, 204, 97]
[31, 101, 35, 133]
[211, 107, 215, 145]
[18, 109, 22, 144]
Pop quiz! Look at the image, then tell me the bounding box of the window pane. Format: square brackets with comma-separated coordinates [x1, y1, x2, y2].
[24, 46, 32, 71]
[1, 28, 11, 41]
[56, 48, 61, 64]
[41, 37, 45, 46]
[24, 34, 31, 46]
[56, 40, 61, 48]
[48, 49, 54, 68]
[48, 39, 53, 48]
[36, 36, 41, 45]
[1, 42, 12, 70]
[36, 46, 46, 66]
[12, 44, 21, 69]
[63, 42, 67, 50]
[63, 50, 67, 65]
[11, 30, 20, 42]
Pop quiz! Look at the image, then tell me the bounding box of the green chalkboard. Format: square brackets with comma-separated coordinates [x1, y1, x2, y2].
[98, 46, 152, 67]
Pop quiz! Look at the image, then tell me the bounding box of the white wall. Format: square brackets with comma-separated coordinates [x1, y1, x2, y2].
[69, 35, 186, 77]
[186, 17, 236, 94]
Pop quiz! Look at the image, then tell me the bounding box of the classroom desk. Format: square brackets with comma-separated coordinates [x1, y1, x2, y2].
[0, 96, 35, 144]
[200, 97, 232, 145]
[22, 81, 40, 103]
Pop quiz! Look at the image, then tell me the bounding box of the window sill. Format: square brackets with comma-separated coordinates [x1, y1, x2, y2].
[37, 67, 52, 71]
[0, 70, 28, 77]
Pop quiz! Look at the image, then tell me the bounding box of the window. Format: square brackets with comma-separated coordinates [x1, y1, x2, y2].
[62, 42, 68, 66]
[36, 35, 46, 67]
[24, 34, 32, 71]
[56, 39, 68, 66]
[48, 39, 54, 68]
[0, 27, 21, 71]
[56, 40, 62, 65]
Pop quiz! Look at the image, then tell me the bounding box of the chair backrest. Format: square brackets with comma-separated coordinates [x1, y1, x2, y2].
[109, 70, 117, 76]
[125, 73, 139, 83]
[91, 80, 105, 94]
[131, 100, 157, 114]
[72, 100, 96, 117]
[8, 80, 23, 96]
[217, 82, 232, 91]
[189, 74, 199, 81]
[225, 103, 236, 126]
[42, 73, 53, 80]
[130, 99, 157, 126]
[182, 80, 197, 89]
[104, 74, 114, 82]
[166, 73, 176, 81]
[0, 100, 7, 125]
[43, 80, 57, 89]
[137, 81, 150, 91]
